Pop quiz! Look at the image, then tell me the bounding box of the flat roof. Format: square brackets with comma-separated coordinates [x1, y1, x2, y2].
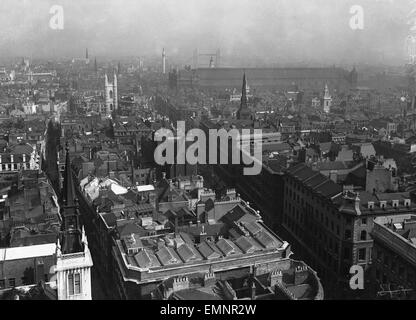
[0, 243, 56, 261]
[136, 185, 155, 192]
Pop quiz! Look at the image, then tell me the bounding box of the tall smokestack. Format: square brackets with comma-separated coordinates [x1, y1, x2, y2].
[162, 48, 166, 74]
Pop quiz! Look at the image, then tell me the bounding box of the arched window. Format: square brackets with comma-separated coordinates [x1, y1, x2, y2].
[360, 230, 367, 241]
[109, 90, 113, 99]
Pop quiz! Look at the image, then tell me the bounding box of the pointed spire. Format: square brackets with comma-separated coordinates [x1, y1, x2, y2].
[60, 145, 83, 254]
[237, 72, 251, 120]
[62, 144, 77, 208]
[113, 69, 118, 84]
[241, 72, 247, 106]
[324, 83, 330, 98]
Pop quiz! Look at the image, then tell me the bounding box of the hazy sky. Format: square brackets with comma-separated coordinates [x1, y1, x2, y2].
[0, 0, 412, 65]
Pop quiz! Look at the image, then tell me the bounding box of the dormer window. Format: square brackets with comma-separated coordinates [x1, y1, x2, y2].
[392, 200, 399, 208]
[380, 201, 387, 209]
[404, 199, 411, 207]
[368, 202, 374, 210]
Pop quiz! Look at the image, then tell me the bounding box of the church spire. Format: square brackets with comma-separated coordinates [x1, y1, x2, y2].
[60, 145, 83, 254]
[241, 72, 248, 107]
[62, 144, 76, 207]
[237, 72, 251, 120]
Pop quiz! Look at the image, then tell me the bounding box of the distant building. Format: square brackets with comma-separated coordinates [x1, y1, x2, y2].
[173, 67, 357, 92]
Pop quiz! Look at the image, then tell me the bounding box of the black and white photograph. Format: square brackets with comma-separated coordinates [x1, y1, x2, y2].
[0, 0, 415, 307]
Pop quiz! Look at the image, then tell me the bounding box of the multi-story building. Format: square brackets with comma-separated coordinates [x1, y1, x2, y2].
[0, 143, 39, 172]
[112, 196, 322, 300]
[371, 214, 416, 299]
[76, 169, 323, 300]
[172, 67, 358, 93]
[282, 163, 416, 298]
[0, 150, 93, 300]
[113, 119, 152, 145]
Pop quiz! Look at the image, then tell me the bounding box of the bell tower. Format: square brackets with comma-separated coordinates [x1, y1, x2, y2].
[323, 84, 332, 114]
[55, 146, 93, 300]
[104, 72, 118, 116]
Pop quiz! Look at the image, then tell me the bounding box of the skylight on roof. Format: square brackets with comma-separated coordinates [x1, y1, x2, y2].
[394, 223, 403, 230]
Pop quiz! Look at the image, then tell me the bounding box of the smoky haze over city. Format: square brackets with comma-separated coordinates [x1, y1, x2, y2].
[0, 0, 411, 65]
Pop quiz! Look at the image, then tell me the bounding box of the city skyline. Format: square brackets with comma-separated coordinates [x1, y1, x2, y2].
[0, 0, 412, 66]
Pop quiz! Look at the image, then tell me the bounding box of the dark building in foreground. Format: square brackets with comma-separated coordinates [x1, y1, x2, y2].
[76, 172, 323, 300]
[282, 163, 416, 298]
[371, 215, 416, 299]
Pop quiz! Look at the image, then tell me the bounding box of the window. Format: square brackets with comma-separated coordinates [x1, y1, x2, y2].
[361, 218, 367, 225]
[399, 266, 405, 278]
[358, 248, 366, 261]
[377, 249, 382, 261]
[345, 229, 352, 240]
[68, 273, 81, 296]
[0, 279, 5, 289]
[360, 230, 367, 241]
[391, 261, 397, 272]
[343, 247, 350, 260]
[384, 255, 389, 266]
[8, 278, 15, 287]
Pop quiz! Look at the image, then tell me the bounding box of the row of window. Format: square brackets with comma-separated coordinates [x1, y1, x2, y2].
[375, 267, 415, 286]
[0, 278, 15, 288]
[0, 274, 50, 289]
[285, 190, 371, 243]
[0, 163, 30, 170]
[375, 248, 415, 283]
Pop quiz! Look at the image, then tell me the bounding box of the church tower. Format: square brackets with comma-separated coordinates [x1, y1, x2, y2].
[237, 72, 251, 121]
[323, 84, 332, 114]
[104, 72, 118, 116]
[55, 146, 93, 300]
